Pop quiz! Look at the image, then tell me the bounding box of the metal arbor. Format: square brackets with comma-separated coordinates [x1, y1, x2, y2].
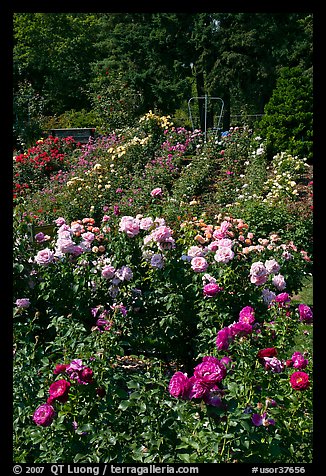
[188, 95, 224, 142]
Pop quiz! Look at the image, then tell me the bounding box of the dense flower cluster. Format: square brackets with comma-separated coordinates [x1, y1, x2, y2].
[33, 359, 94, 427]
[168, 355, 229, 407]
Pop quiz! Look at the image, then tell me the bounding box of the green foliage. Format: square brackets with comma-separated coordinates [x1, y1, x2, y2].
[41, 109, 99, 131]
[257, 67, 313, 160]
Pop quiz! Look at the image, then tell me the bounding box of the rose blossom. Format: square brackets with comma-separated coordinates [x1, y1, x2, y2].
[193, 357, 227, 384]
[261, 288, 276, 305]
[101, 265, 116, 279]
[263, 357, 284, 373]
[33, 403, 55, 427]
[264, 259, 280, 275]
[151, 225, 173, 243]
[290, 371, 310, 390]
[115, 266, 133, 281]
[54, 217, 66, 226]
[239, 306, 255, 324]
[252, 412, 275, 427]
[203, 282, 222, 297]
[47, 379, 70, 404]
[53, 363, 68, 375]
[216, 327, 232, 351]
[119, 216, 140, 237]
[191, 256, 208, 273]
[150, 253, 164, 269]
[272, 274, 286, 291]
[275, 292, 291, 305]
[15, 298, 30, 309]
[229, 321, 253, 337]
[213, 220, 230, 239]
[187, 376, 211, 399]
[150, 187, 163, 197]
[291, 352, 308, 369]
[298, 304, 313, 323]
[168, 371, 190, 399]
[139, 217, 154, 230]
[217, 238, 233, 248]
[249, 262, 268, 285]
[187, 245, 205, 258]
[257, 347, 278, 359]
[34, 248, 55, 265]
[214, 247, 234, 264]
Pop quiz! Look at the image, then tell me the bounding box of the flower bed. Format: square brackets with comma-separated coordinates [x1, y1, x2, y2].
[13, 113, 313, 463]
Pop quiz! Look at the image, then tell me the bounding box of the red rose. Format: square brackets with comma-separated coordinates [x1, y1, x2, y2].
[53, 363, 68, 375]
[47, 379, 71, 404]
[290, 371, 310, 390]
[257, 347, 278, 359]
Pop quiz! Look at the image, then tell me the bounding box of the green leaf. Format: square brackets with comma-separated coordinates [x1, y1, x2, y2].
[118, 400, 131, 411]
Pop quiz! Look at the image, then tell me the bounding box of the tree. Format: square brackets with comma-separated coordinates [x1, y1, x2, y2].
[13, 13, 101, 115]
[257, 66, 313, 160]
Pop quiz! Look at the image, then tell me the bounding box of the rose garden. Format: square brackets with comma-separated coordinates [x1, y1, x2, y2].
[13, 111, 313, 464]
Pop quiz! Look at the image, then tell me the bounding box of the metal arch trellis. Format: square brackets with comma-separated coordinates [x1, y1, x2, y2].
[188, 95, 224, 142]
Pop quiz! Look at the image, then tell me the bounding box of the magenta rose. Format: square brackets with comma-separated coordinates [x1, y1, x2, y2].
[47, 379, 70, 404]
[193, 357, 227, 384]
[298, 304, 313, 323]
[203, 282, 222, 297]
[216, 327, 232, 351]
[168, 371, 190, 399]
[290, 371, 310, 390]
[229, 321, 253, 337]
[33, 403, 55, 427]
[187, 376, 211, 399]
[291, 352, 308, 369]
[238, 306, 255, 324]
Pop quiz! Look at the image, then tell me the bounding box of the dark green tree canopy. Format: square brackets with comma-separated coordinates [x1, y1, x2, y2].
[13, 12, 313, 144]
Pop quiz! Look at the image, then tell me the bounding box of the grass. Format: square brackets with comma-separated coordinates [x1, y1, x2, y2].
[292, 275, 313, 307]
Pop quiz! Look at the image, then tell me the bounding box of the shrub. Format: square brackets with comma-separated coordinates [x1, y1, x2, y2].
[257, 66, 313, 161]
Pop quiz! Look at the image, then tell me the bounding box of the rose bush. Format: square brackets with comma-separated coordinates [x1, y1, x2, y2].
[13, 113, 313, 463]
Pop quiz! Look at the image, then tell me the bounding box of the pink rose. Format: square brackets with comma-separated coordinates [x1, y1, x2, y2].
[34, 248, 55, 265]
[119, 216, 140, 238]
[101, 265, 116, 279]
[213, 220, 230, 240]
[15, 298, 30, 309]
[249, 262, 268, 285]
[191, 256, 208, 273]
[151, 225, 173, 243]
[272, 274, 286, 291]
[264, 259, 280, 274]
[150, 187, 162, 197]
[214, 247, 234, 264]
[139, 217, 154, 230]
